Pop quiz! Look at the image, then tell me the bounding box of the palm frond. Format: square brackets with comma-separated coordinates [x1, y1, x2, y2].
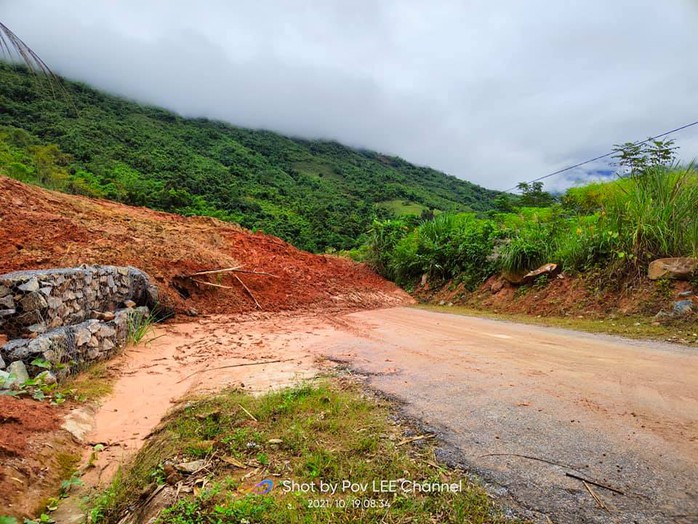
[0, 21, 54, 76]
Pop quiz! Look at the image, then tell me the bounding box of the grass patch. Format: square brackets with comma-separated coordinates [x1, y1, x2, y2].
[376, 199, 429, 216]
[58, 361, 115, 402]
[418, 304, 698, 345]
[88, 380, 512, 523]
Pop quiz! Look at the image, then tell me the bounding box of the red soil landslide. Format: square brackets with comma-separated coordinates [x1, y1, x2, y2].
[0, 176, 410, 518]
[0, 176, 410, 315]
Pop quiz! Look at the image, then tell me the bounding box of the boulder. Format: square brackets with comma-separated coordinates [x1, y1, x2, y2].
[504, 263, 559, 286]
[522, 263, 559, 284]
[7, 360, 29, 384]
[648, 257, 698, 281]
[672, 300, 694, 316]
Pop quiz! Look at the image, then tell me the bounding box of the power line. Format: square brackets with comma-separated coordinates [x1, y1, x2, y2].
[505, 118, 698, 192]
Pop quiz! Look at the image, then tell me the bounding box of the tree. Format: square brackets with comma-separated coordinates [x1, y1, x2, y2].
[611, 138, 678, 176]
[516, 181, 555, 207]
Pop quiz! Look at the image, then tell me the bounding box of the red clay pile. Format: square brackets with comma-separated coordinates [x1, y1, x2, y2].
[0, 176, 409, 316]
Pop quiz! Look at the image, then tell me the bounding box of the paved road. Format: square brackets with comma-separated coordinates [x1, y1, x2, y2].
[323, 307, 698, 524]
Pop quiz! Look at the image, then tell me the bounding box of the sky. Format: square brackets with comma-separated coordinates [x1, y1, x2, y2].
[1, 0, 698, 192]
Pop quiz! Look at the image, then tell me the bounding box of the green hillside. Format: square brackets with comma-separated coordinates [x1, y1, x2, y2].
[0, 64, 499, 251]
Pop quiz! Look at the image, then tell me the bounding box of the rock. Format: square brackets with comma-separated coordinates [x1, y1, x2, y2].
[267, 438, 283, 445]
[0, 308, 16, 317]
[146, 284, 159, 304]
[186, 308, 198, 317]
[678, 290, 694, 297]
[61, 407, 94, 442]
[19, 291, 48, 312]
[35, 370, 57, 385]
[39, 286, 53, 296]
[124, 300, 136, 309]
[18, 277, 40, 292]
[47, 297, 62, 309]
[7, 360, 30, 384]
[97, 324, 116, 338]
[522, 263, 559, 285]
[0, 295, 14, 309]
[673, 300, 694, 316]
[0, 286, 11, 298]
[174, 460, 206, 474]
[648, 257, 698, 281]
[0, 354, 4, 369]
[0, 370, 10, 388]
[490, 280, 504, 294]
[27, 323, 47, 335]
[74, 327, 92, 346]
[101, 311, 116, 321]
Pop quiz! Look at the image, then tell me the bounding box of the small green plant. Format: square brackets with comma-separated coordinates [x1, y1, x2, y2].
[126, 309, 154, 344]
[59, 475, 83, 498]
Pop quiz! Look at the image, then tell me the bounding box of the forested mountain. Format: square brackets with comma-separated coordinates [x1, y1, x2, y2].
[0, 64, 499, 251]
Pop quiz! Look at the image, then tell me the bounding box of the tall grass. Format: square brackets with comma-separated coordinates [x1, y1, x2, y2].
[606, 164, 698, 262]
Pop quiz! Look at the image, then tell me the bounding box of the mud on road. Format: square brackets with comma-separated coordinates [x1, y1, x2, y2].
[323, 307, 697, 524]
[29, 307, 697, 523]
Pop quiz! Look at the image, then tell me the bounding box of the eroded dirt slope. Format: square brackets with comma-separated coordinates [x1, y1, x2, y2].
[0, 176, 410, 314]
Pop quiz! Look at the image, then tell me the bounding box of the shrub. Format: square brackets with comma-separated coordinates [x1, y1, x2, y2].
[497, 225, 554, 275]
[554, 215, 620, 272]
[365, 219, 409, 277]
[389, 214, 497, 289]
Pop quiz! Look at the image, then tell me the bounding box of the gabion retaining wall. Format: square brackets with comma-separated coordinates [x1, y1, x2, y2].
[0, 265, 159, 385]
[1, 307, 149, 379]
[0, 265, 157, 338]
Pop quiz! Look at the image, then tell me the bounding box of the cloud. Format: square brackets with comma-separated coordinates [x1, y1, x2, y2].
[2, 0, 697, 191]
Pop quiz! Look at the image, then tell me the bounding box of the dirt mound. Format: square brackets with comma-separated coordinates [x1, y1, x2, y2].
[0, 396, 77, 518]
[0, 396, 59, 456]
[0, 176, 410, 315]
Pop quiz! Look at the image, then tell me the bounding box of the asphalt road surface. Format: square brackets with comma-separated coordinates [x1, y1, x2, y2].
[322, 307, 698, 524]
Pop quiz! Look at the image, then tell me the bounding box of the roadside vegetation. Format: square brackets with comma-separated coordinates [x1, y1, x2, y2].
[87, 380, 511, 524]
[0, 63, 498, 253]
[359, 140, 698, 292]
